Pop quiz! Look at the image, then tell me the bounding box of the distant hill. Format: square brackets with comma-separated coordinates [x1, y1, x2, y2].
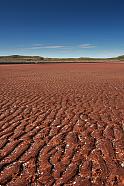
[0, 55, 44, 63]
[116, 55, 124, 60]
[0, 55, 124, 64]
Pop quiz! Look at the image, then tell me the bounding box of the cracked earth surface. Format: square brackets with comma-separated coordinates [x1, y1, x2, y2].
[0, 63, 124, 186]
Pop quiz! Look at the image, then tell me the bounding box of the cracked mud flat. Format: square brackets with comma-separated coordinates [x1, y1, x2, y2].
[0, 63, 124, 186]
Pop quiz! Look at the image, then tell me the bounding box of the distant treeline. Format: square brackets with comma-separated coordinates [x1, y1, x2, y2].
[0, 55, 124, 64]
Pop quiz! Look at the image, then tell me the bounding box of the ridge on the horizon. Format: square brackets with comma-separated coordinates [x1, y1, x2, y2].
[0, 54, 124, 59]
[0, 54, 124, 64]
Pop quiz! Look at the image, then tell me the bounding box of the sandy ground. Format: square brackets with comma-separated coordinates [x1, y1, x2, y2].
[0, 63, 124, 186]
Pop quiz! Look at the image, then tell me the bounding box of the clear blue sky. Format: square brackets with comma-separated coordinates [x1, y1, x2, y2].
[0, 0, 124, 58]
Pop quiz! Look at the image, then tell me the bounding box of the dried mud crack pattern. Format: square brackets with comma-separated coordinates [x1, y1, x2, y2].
[0, 63, 124, 186]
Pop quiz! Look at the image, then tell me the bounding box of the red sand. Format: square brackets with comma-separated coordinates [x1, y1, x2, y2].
[0, 63, 124, 186]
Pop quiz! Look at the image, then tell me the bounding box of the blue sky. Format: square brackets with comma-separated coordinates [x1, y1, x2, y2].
[0, 0, 124, 58]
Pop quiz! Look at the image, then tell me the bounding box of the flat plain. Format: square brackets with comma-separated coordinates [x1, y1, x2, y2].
[0, 63, 124, 186]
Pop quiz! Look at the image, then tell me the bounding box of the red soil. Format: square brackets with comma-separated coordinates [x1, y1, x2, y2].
[0, 63, 124, 186]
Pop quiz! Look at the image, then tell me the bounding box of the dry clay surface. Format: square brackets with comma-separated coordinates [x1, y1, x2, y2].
[0, 63, 124, 186]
